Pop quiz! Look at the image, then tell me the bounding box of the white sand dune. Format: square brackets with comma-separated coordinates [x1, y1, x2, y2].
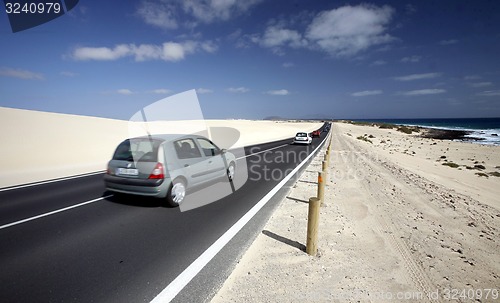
[0, 107, 322, 188]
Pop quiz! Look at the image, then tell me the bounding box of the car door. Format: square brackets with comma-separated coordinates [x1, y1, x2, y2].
[196, 138, 227, 180]
[171, 138, 207, 186]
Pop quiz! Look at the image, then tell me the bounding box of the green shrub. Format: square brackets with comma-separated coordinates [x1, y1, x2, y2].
[357, 136, 373, 143]
[397, 126, 413, 134]
[379, 123, 394, 129]
[442, 162, 459, 168]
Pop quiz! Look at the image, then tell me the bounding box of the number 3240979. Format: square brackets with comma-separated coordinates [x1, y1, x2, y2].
[5, 2, 62, 14]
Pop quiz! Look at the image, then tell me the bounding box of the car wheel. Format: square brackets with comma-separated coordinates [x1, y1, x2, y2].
[226, 162, 235, 182]
[166, 179, 186, 207]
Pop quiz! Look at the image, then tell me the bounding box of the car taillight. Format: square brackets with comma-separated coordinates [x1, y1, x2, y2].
[148, 163, 164, 179]
[106, 164, 113, 175]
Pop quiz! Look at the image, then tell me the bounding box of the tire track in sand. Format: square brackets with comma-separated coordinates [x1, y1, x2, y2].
[332, 128, 440, 302]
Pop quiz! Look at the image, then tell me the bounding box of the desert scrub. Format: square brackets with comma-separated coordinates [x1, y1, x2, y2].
[475, 172, 489, 178]
[378, 123, 394, 129]
[357, 135, 373, 143]
[466, 165, 486, 170]
[489, 171, 500, 177]
[397, 126, 413, 134]
[346, 133, 352, 137]
[442, 162, 460, 168]
[349, 121, 374, 126]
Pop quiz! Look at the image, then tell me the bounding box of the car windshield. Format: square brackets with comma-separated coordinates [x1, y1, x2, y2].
[112, 138, 161, 162]
[296, 133, 307, 137]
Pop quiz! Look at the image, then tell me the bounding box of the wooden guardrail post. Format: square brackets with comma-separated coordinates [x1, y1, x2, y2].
[317, 170, 325, 206]
[306, 196, 321, 256]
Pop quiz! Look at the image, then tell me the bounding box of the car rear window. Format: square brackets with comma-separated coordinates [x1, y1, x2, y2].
[113, 138, 161, 162]
[296, 133, 307, 137]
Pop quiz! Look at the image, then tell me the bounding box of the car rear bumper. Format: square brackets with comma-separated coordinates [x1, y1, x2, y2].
[104, 174, 170, 197]
[293, 140, 310, 144]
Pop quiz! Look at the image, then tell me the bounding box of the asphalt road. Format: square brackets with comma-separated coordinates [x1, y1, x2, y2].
[0, 129, 328, 303]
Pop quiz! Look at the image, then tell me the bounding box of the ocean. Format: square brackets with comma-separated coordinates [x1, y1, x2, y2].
[353, 118, 500, 146]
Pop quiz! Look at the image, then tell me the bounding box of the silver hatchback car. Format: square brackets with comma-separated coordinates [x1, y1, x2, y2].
[104, 134, 236, 207]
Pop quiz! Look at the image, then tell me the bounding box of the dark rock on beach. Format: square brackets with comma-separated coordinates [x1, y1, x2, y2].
[420, 128, 483, 141]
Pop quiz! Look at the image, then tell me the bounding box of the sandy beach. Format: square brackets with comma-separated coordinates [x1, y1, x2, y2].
[212, 122, 500, 302]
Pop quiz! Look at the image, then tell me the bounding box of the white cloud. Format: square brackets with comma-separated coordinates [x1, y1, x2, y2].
[282, 62, 295, 68]
[464, 75, 481, 80]
[394, 73, 441, 81]
[60, 71, 78, 77]
[0, 67, 44, 80]
[351, 90, 383, 97]
[371, 60, 386, 66]
[306, 4, 395, 56]
[200, 40, 218, 53]
[137, 0, 178, 30]
[196, 88, 213, 94]
[150, 88, 171, 94]
[72, 41, 215, 62]
[252, 4, 395, 57]
[133, 44, 162, 61]
[183, 0, 262, 23]
[401, 55, 421, 63]
[227, 87, 249, 93]
[400, 89, 446, 96]
[469, 82, 492, 88]
[162, 41, 195, 61]
[266, 89, 289, 96]
[439, 39, 458, 45]
[73, 45, 131, 61]
[477, 90, 500, 96]
[258, 25, 306, 49]
[137, 0, 263, 29]
[117, 89, 134, 95]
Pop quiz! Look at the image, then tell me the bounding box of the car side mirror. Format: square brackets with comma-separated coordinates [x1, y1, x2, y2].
[221, 149, 227, 154]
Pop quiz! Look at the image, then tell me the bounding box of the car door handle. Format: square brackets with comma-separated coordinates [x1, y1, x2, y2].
[208, 161, 213, 164]
[184, 164, 189, 167]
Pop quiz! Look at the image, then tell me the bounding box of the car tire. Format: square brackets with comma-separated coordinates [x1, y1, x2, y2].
[166, 178, 186, 207]
[226, 162, 235, 182]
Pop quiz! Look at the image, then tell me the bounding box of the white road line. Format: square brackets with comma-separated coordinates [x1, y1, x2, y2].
[0, 141, 290, 231]
[235, 143, 289, 160]
[0, 195, 113, 230]
[0, 171, 106, 192]
[150, 136, 327, 303]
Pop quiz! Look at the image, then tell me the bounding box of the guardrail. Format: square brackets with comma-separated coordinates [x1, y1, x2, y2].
[306, 129, 332, 256]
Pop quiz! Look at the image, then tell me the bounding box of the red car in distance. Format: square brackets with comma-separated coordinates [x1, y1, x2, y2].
[311, 130, 321, 137]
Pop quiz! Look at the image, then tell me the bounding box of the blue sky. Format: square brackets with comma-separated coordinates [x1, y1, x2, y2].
[1, 0, 500, 120]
